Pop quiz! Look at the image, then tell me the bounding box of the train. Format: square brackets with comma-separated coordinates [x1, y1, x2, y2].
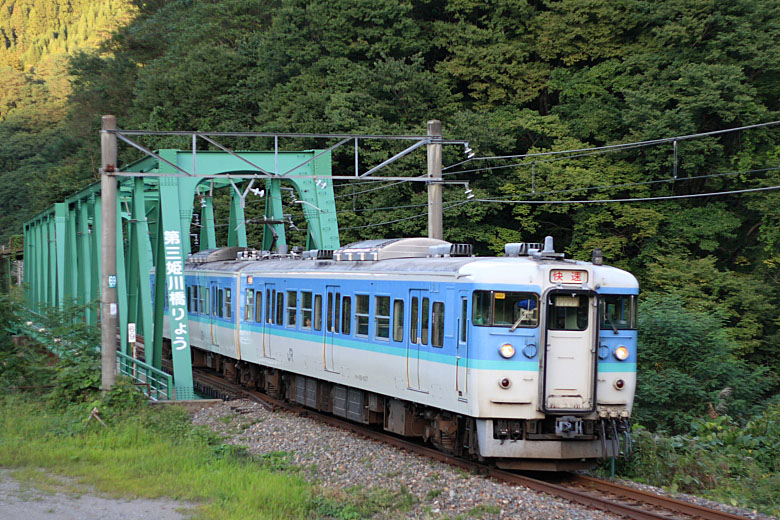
[162, 236, 638, 471]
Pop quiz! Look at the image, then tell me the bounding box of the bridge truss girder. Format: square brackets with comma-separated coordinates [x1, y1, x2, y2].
[24, 148, 337, 400]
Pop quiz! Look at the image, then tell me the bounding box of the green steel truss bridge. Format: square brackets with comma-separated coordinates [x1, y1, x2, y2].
[22, 120, 468, 400]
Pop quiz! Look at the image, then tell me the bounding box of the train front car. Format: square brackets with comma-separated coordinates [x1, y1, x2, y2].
[464, 239, 638, 471]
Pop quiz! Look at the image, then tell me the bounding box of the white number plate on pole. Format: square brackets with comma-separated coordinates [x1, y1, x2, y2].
[128, 323, 136, 344]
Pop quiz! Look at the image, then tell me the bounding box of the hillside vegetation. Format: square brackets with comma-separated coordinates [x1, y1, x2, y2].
[0, 1, 778, 508]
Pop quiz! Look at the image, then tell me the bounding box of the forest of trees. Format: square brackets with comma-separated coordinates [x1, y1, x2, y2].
[1, 0, 779, 436]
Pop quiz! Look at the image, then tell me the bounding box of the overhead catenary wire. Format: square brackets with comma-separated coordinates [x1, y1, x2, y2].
[476, 181, 780, 205]
[340, 200, 472, 231]
[444, 119, 780, 168]
[473, 165, 779, 201]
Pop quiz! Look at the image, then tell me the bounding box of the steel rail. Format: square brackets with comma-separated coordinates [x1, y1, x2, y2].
[566, 475, 750, 520]
[186, 367, 749, 520]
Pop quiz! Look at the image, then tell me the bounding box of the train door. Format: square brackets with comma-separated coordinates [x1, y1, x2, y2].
[323, 285, 340, 373]
[407, 289, 429, 392]
[209, 280, 219, 346]
[542, 290, 597, 413]
[262, 282, 276, 359]
[456, 293, 469, 398]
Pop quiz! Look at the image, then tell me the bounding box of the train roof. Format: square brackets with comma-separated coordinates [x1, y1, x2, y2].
[184, 238, 638, 289]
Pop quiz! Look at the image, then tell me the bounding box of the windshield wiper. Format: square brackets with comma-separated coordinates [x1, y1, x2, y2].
[605, 314, 618, 335]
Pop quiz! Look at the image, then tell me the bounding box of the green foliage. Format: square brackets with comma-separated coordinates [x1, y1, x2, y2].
[635, 294, 770, 433]
[615, 403, 780, 516]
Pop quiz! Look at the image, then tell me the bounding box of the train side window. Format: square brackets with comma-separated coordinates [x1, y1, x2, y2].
[392, 299, 404, 342]
[375, 296, 390, 339]
[327, 293, 333, 332]
[314, 294, 322, 331]
[342, 296, 351, 335]
[472, 291, 491, 326]
[287, 290, 297, 326]
[186, 286, 191, 312]
[245, 289, 255, 321]
[203, 287, 209, 315]
[460, 298, 467, 342]
[334, 293, 341, 333]
[266, 289, 273, 324]
[225, 289, 232, 319]
[275, 291, 284, 325]
[355, 294, 369, 337]
[193, 285, 199, 314]
[217, 289, 224, 318]
[421, 297, 430, 345]
[410, 297, 419, 343]
[432, 302, 444, 347]
[255, 290, 262, 322]
[301, 292, 312, 329]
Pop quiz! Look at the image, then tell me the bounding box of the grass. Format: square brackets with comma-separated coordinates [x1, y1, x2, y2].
[0, 395, 357, 520]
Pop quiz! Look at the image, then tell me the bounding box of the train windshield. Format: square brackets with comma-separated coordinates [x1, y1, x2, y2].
[472, 291, 538, 327]
[599, 295, 637, 330]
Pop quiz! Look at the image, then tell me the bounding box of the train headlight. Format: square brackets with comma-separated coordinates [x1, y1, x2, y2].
[522, 344, 537, 358]
[614, 345, 629, 361]
[499, 343, 515, 359]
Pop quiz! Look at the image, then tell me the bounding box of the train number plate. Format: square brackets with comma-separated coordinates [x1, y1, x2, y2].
[550, 269, 588, 284]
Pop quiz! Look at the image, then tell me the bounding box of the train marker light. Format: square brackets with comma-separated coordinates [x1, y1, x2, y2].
[614, 379, 625, 390]
[499, 343, 515, 359]
[499, 378, 511, 389]
[614, 345, 629, 361]
[522, 344, 537, 358]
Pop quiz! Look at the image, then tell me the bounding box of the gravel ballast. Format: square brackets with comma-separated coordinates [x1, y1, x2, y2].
[195, 399, 601, 519]
[192, 399, 778, 520]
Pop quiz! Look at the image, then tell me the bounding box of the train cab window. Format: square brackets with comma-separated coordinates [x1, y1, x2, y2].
[314, 294, 322, 331]
[421, 297, 430, 345]
[548, 294, 588, 331]
[275, 292, 284, 325]
[287, 291, 297, 326]
[393, 299, 404, 342]
[301, 292, 313, 329]
[472, 291, 539, 328]
[225, 289, 232, 319]
[255, 290, 262, 322]
[342, 296, 351, 335]
[460, 298, 467, 343]
[432, 302, 444, 347]
[375, 296, 390, 340]
[410, 297, 419, 343]
[245, 289, 255, 321]
[356, 294, 369, 337]
[599, 295, 637, 330]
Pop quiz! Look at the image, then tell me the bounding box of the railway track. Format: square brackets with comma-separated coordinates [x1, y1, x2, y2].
[185, 366, 749, 520]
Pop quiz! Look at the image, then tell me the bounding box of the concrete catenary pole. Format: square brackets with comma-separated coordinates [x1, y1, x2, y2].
[427, 119, 443, 240]
[100, 115, 118, 393]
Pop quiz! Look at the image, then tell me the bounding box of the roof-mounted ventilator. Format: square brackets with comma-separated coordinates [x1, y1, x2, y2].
[505, 237, 564, 259]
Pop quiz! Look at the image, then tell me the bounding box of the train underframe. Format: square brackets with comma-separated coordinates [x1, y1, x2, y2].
[181, 343, 629, 471]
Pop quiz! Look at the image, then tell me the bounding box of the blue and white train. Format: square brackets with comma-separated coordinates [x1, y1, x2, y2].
[164, 237, 638, 470]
